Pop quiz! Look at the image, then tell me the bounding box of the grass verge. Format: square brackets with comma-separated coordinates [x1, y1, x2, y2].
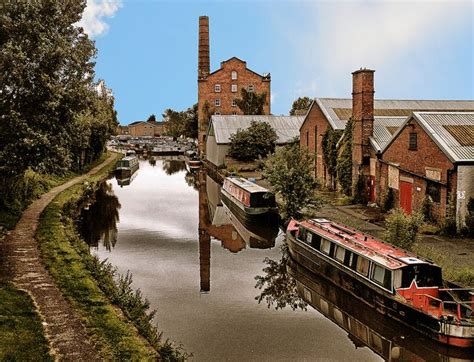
[36, 156, 189, 360]
[0, 282, 52, 361]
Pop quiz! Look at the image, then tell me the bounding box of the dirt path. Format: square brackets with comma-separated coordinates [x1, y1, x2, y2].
[0, 154, 117, 361]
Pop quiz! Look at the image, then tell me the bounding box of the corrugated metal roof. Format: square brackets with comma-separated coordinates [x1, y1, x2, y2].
[412, 112, 474, 163]
[210, 115, 305, 144]
[315, 98, 474, 130]
[370, 116, 406, 152]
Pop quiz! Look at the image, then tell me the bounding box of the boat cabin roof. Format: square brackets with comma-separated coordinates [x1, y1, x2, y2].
[121, 156, 137, 162]
[299, 218, 434, 270]
[225, 177, 271, 194]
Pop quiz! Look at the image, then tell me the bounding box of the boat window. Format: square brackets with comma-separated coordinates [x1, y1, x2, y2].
[311, 233, 321, 249]
[320, 238, 331, 255]
[343, 251, 352, 267]
[371, 264, 392, 290]
[356, 256, 370, 277]
[350, 253, 358, 271]
[250, 192, 275, 208]
[334, 246, 346, 263]
[400, 265, 442, 288]
[320, 298, 329, 315]
[297, 227, 307, 242]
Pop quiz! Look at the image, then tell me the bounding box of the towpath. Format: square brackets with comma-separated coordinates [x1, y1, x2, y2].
[0, 153, 117, 360]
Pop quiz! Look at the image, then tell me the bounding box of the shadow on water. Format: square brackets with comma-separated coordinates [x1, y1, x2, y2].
[162, 159, 186, 175]
[79, 181, 121, 251]
[255, 242, 474, 361]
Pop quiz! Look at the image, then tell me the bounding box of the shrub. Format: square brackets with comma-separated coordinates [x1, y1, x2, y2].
[421, 196, 434, 223]
[464, 197, 474, 237]
[441, 193, 457, 235]
[336, 119, 353, 196]
[384, 209, 424, 251]
[381, 188, 395, 212]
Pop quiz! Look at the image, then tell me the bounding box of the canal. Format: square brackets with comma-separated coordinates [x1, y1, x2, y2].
[80, 159, 465, 361]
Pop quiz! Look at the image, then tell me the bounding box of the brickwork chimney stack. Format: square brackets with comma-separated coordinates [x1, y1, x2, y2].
[198, 16, 210, 79]
[351, 68, 375, 195]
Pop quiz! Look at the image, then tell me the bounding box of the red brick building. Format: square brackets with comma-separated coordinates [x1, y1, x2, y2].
[300, 69, 474, 228]
[197, 16, 271, 153]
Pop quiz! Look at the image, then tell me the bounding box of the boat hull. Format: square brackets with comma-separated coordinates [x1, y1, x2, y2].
[286, 232, 474, 348]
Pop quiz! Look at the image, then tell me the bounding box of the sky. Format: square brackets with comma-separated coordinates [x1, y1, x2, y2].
[77, 0, 474, 125]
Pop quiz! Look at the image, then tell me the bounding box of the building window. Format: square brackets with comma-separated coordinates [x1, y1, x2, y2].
[232, 99, 237, 107]
[214, 111, 221, 115]
[232, 111, 237, 115]
[215, 99, 220, 107]
[426, 181, 441, 203]
[409, 133, 417, 150]
[306, 131, 309, 146]
[248, 84, 254, 92]
[231, 84, 237, 93]
[231, 71, 237, 80]
[214, 84, 221, 92]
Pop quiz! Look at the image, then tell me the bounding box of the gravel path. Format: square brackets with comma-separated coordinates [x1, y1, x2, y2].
[0, 154, 117, 361]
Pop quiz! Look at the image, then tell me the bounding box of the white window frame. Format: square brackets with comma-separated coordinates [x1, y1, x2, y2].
[231, 71, 237, 80]
[215, 99, 221, 107]
[214, 84, 221, 93]
[231, 84, 237, 93]
[232, 99, 237, 107]
[248, 84, 254, 92]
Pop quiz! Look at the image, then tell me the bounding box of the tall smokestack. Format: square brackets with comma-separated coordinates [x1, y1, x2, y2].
[198, 16, 210, 79]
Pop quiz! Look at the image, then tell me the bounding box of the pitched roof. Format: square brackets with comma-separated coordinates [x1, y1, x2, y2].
[209, 115, 304, 145]
[382, 112, 474, 163]
[308, 98, 474, 130]
[370, 116, 407, 152]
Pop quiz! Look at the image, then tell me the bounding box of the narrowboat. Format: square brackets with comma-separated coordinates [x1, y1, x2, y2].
[287, 259, 474, 361]
[115, 155, 139, 178]
[221, 177, 278, 226]
[185, 150, 202, 169]
[286, 218, 474, 348]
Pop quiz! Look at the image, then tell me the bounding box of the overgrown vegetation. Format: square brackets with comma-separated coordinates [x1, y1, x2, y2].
[381, 187, 395, 212]
[228, 121, 277, 161]
[0, 2, 117, 226]
[384, 209, 424, 251]
[235, 88, 267, 115]
[264, 142, 320, 219]
[464, 197, 474, 237]
[0, 283, 52, 361]
[336, 119, 353, 196]
[441, 192, 457, 235]
[321, 128, 343, 189]
[36, 163, 190, 360]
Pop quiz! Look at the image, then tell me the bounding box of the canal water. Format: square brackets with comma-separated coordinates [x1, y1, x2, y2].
[80, 159, 466, 361]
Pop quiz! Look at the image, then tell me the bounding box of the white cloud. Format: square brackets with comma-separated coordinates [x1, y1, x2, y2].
[76, 0, 122, 38]
[289, 1, 472, 87]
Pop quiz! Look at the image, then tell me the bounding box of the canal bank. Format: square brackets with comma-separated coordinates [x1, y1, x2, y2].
[1, 152, 188, 360]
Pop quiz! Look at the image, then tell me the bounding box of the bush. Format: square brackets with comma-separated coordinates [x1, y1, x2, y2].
[441, 193, 457, 235]
[381, 188, 395, 212]
[464, 197, 474, 237]
[421, 196, 434, 223]
[336, 119, 353, 195]
[384, 209, 424, 251]
[228, 121, 277, 161]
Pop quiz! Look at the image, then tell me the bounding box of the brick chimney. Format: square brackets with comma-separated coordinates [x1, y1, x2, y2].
[351, 68, 375, 195]
[198, 16, 210, 79]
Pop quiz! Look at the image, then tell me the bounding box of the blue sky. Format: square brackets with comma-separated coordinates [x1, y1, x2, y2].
[79, 0, 473, 125]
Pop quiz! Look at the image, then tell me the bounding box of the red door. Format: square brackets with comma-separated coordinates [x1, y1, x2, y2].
[370, 176, 376, 203]
[399, 181, 412, 214]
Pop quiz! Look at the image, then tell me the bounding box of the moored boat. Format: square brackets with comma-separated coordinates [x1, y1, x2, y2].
[286, 218, 474, 348]
[115, 155, 139, 178]
[221, 177, 278, 226]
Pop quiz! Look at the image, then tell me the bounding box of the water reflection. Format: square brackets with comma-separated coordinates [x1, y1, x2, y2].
[162, 159, 187, 175]
[79, 182, 121, 251]
[197, 170, 280, 292]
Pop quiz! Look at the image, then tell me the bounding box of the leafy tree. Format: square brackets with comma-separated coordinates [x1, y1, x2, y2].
[336, 118, 353, 195]
[146, 114, 156, 123]
[228, 121, 277, 161]
[162, 104, 198, 139]
[236, 88, 267, 115]
[264, 143, 320, 219]
[183, 103, 198, 139]
[289, 96, 312, 116]
[0, 0, 97, 176]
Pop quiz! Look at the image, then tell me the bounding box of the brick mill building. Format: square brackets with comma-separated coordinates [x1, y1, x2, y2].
[300, 69, 474, 228]
[197, 16, 271, 153]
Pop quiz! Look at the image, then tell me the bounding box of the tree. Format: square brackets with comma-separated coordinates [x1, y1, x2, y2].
[0, 1, 97, 176]
[289, 96, 312, 116]
[183, 104, 198, 139]
[264, 143, 320, 219]
[162, 104, 198, 139]
[235, 88, 267, 115]
[228, 121, 277, 161]
[146, 114, 156, 123]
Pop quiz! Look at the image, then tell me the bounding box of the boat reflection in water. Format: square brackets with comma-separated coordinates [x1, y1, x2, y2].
[79, 181, 121, 252]
[197, 170, 279, 292]
[115, 169, 138, 187]
[287, 258, 474, 361]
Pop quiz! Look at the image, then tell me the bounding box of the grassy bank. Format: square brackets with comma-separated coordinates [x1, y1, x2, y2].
[36, 156, 188, 360]
[0, 282, 53, 361]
